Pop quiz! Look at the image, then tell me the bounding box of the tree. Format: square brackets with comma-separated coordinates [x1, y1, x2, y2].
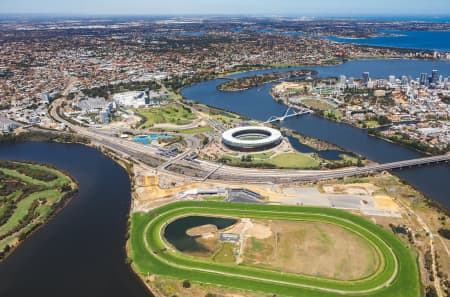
[202, 137, 209, 146]
[182, 280, 191, 289]
[425, 286, 438, 297]
[438, 228, 450, 240]
[357, 158, 363, 167]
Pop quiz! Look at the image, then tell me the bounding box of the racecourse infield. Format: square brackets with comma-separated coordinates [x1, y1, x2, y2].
[129, 201, 420, 297]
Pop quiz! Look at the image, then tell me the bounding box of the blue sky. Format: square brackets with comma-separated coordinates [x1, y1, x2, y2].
[1, 0, 450, 16]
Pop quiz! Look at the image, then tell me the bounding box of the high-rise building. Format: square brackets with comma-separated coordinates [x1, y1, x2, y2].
[388, 75, 396, 84]
[401, 76, 409, 86]
[145, 87, 151, 105]
[362, 72, 370, 85]
[419, 73, 428, 86]
[431, 69, 439, 85]
[98, 110, 110, 124]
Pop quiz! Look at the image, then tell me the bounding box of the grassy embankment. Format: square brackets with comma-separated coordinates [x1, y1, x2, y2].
[219, 152, 321, 169]
[129, 201, 420, 297]
[0, 161, 77, 260]
[135, 104, 214, 135]
[135, 104, 197, 129]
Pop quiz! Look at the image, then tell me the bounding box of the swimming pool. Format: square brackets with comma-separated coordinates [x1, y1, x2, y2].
[135, 134, 173, 144]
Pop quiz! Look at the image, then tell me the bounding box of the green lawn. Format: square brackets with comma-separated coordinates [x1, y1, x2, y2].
[221, 152, 320, 169]
[172, 126, 213, 134]
[268, 152, 320, 169]
[0, 161, 77, 259]
[136, 104, 197, 129]
[362, 120, 381, 129]
[0, 189, 60, 236]
[213, 242, 236, 264]
[130, 201, 420, 297]
[301, 98, 336, 110]
[250, 151, 275, 160]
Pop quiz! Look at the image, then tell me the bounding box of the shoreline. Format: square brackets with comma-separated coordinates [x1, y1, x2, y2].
[0, 160, 79, 262]
[179, 56, 438, 94]
[0, 134, 158, 296]
[266, 82, 447, 156]
[1, 134, 448, 296]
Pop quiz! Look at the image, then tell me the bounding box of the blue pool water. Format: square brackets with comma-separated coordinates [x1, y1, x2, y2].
[135, 134, 173, 144]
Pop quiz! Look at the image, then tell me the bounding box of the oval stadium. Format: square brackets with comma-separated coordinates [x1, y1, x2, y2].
[222, 126, 283, 151]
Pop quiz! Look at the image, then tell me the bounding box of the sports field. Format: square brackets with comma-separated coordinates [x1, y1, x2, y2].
[129, 201, 420, 297]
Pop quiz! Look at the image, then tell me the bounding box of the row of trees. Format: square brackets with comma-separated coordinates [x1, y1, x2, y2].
[0, 160, 58, 182]
[0, 131, 90, 145]
[81, 80, 161, 99]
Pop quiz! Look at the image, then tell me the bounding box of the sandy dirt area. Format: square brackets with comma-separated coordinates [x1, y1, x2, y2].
[373, 195, 400, 211]
[226, 219, 272, 240]
[322, 183, 380, 195]
[186, 224, 218, 237]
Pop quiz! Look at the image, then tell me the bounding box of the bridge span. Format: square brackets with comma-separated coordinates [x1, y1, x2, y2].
[203, 154, 450, 182]
[265, 106, 312, 123]
[307, 154, 450, 182]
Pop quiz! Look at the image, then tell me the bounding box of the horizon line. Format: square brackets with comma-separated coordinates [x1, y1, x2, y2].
[1, 12, 450, 18]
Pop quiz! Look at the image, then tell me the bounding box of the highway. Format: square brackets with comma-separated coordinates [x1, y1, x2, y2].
[50, 99, 449, 183]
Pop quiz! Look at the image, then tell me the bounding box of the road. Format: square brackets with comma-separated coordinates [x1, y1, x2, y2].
[49, 99, 449, 184]
[141, 204, 404, 296]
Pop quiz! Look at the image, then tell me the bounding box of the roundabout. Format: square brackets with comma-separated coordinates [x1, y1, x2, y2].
[130, 201, 420, 297]
[221, 126, 283, 151]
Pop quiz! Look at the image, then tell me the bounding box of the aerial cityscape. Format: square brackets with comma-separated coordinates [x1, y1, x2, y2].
[0, 1, 449, 297]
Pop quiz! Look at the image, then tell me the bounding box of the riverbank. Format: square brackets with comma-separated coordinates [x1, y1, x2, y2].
[127, 169, 450, 296]
[0, 142, 152, 297]
[268, 81, 448, 156]
[0, 130, 90, 146]
[0, 160, 78, 261]
[217, 70, 317, 92]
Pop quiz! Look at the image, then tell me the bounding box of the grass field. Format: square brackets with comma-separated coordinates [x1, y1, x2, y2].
[136, 104, 197, 129]
[0, 161, 77, 258]
[171, 126, 213, 134]
[221, 152, 320, 169]
[267, 152, 320, 168]
[301, 98, 336, 111]
[243, 219, 380, 280]
[129, 201, 420, 297]
[212, 242, 236, 264]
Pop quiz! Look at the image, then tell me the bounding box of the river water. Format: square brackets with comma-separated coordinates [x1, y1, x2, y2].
[0, 142, 151, 297]
[181, 59, 450, 207]
[0, 59, 449, 297]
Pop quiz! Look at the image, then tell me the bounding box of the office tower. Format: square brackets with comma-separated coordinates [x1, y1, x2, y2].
[145, 87, 151, 105]
[401, 76, 409, 86]
[419, 73, 428, 86]
[431, 69, 439, 85]
[362, 72, 370, 85]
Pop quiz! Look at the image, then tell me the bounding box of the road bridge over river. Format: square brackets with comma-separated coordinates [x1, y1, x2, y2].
[50, 99, 449, 184]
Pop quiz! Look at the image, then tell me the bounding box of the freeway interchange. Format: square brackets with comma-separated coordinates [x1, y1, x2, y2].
[50, 99, 446, 297]
[50, 99, 449, 184]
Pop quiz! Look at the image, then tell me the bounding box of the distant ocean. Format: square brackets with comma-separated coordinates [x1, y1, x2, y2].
[326, 30, 450, 52]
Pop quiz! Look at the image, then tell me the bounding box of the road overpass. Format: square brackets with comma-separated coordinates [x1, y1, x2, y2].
[49, 99, 449, 184]
[191, 154, 450, 182]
